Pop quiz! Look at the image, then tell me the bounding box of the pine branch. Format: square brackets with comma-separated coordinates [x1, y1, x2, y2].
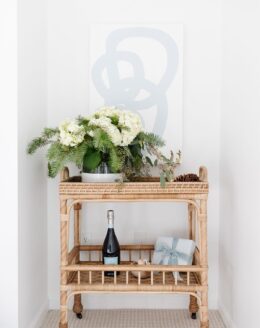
[47, 142, 70, 178]
[27, 137, 50, 154]
[137, 132, 165, 148]
[43, 127, 59, 138]
[27, 127, 59, 154]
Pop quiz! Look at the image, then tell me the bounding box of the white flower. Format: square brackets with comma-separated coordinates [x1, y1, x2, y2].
[87, 107, 143, 146]
[88, 116, 122, 146]
[59, 120, 85, 147]
[87, 130, 94, 137]
[98, 106, 121, 118]
[118, 110, 143, 146]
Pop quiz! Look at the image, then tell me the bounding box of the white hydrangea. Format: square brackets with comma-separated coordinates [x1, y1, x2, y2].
[87, 106, 143, 146]
[87, 130, 94, 137]
[88, 116, 122, 146]
[97, 106, 121, 118]
[59, 119, 85, 147]
[119, 110, 143, 146]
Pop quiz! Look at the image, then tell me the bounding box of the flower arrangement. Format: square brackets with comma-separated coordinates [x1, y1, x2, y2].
[27, 107, 181, 184]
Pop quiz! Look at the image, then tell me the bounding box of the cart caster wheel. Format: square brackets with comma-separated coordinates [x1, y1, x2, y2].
[76, 313, 82, 319]
[191, 313, 197, 320]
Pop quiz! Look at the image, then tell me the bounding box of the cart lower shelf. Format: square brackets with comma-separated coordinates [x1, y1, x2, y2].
[62, 244, 205, 294]
[65, 261, 202, 294]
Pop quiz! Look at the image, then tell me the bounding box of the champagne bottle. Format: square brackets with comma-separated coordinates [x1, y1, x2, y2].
[102, 210, 120, 277]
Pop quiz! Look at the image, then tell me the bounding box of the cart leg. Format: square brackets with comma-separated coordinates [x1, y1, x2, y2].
[73, 294, 83, 319]
[200, 290, 209, 327]
[72, 203, 83, 319]
[188, 204, 199, 320]
[59, 291, 68, 328]
[60, 198, 69, 328]
[199, 199, 209, 328]
[189, 294, 199, 319]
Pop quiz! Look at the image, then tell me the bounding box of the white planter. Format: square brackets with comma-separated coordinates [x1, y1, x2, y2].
[81, 172, 123, 183]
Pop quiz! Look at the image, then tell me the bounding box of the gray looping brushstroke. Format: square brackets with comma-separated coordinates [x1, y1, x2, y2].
[91, 27, 179, 135]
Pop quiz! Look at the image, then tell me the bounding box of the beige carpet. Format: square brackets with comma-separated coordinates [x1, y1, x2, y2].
[41, 310, 226, 328]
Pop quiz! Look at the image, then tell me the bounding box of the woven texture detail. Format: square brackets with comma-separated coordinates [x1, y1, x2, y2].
[60, 181, 209, 196]
[42, 309, 225, 328]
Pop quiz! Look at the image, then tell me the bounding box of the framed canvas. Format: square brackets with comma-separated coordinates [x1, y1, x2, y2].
[89, 24, 183, 153]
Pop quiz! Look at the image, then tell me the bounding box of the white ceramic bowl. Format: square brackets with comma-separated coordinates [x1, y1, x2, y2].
[81, 172, 123, 183]
[131, 260, 151, 279]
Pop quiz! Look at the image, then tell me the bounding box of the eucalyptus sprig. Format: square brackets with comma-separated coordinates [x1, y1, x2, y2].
[148, 146, 182, 187]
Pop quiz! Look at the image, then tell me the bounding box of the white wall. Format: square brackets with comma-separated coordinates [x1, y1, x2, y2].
[219, 1, 260, 327]
[47, 0, 221, 310]
[0, 1, 48, 327]
[0, 1, 19, 327]
[5, 0, 260, 326]
[18, 0, 48, 327]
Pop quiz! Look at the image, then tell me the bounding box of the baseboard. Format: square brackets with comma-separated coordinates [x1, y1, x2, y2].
[218, 301, 236, 328]
[28, 299, 49, 328]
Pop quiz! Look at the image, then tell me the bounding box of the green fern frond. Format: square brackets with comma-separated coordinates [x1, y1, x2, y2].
[67, 142, 88, 167]
[47, 142, 70, 177]
[48, 161, 63, 178]
[108, 147, 123, 172]
[92, 129, 113, 151]
[47, 142, 65, 161]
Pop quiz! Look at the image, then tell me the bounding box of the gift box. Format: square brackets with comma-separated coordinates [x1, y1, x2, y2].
[152, 237, 196, 280]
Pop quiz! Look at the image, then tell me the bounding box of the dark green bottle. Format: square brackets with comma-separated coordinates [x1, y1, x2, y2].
[102, 210, 120, 277]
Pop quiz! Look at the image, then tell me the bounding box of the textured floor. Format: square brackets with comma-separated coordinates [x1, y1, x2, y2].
[41, 309, 226, 328]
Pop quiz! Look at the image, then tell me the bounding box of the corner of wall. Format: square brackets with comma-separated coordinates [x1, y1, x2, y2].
[218, 300, 236, 328]
[28, 300, 49, 328]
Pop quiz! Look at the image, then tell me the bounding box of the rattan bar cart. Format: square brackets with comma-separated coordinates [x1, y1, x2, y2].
[58, 166, 209, 328]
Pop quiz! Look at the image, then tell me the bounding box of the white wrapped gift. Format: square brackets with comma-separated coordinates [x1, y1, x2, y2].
[152, 237, 196, 280]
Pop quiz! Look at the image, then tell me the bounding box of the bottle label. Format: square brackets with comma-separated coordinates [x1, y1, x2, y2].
[104, 257, 118, 265]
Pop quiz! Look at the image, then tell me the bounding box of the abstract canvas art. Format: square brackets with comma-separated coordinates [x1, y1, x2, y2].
[89, 24, 183, 152]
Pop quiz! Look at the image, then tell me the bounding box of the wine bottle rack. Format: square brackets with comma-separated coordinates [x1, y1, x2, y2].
[59, 167, 209, 328]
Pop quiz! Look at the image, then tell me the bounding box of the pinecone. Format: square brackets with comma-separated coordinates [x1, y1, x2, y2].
[174, 173, 200, 182]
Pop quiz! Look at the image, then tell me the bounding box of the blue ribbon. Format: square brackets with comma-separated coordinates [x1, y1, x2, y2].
[157, 238, 191, 265]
